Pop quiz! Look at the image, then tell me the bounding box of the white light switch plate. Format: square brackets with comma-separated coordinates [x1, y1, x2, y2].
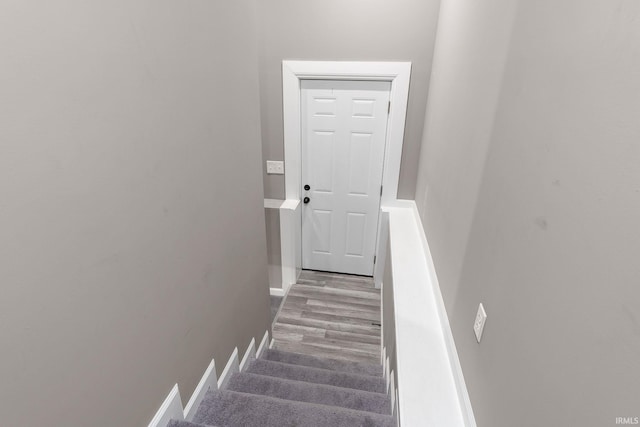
[474, 303, 487, 343]
[266, 160, 284, 175]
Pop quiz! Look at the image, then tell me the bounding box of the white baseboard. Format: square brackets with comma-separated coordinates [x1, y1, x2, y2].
[269, 287, 285, 297]
[382, 346, 387, 377]
[380, 282, 385, 362]
[148, 384, 183, 427]
[239, 338, 256, 372]
[394, 387, 400, 425]
[269, 338, 275, 349]
[217, 347, 239, 390]
[257, 330, 270, 358]
[183, 359, 217, 421]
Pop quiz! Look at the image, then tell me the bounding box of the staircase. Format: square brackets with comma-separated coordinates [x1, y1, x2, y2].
[167, 348, 395, 427]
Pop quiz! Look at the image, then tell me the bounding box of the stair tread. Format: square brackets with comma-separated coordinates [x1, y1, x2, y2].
[263, 348, 383, 377]
[193, 389, 395, 427]
[227, 372, 391, 415]
[246, 358, 386, 394]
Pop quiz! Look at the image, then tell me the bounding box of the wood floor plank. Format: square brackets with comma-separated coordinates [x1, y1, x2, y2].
[273, 322, 325, 339]
[288, 288, 381, 308]
[280, 308, 376, 327]
[300, 310, 379, 328]
[276, 315, 381, 336]
[304, 297, 381, 314]
[301, 334, 380, 354]
[296, 278, 380, 293]
[295, 338, 380, 360]
[281, 301, 381, 322]
[293, 284, 381, 301]
[324, 329, 381, 345]
[284, 295, 309, 304]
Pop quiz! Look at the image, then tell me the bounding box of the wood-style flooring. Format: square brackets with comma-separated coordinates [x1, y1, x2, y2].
[272, 270, 381, 365]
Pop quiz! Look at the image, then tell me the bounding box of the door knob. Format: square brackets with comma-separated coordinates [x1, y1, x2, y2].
[304, 184, 311, 191]
[303, 197, 310, 204]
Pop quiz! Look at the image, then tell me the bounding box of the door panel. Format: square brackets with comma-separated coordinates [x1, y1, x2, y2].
[345, 212, 367, 256]
[301, 80, 390, 276]
[348, 132, 374, 195]
[311, 210, 332, 254]
[310, 131, 335, 192]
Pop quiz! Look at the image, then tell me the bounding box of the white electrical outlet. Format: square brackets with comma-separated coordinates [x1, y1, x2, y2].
[266, 160, 284, 175]
[474, 303, 487, 343]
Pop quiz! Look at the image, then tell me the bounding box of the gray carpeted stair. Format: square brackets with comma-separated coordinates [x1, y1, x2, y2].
[193, 390, 394, 427]
[263, 348, 383, 377]
[227, 372, 391, 414]
[170, 348, 394, 427]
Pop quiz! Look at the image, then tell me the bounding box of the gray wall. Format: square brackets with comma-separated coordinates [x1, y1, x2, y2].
[0, 1, 270, 426]
[416, 0, 640, 425]
[257, 0, 442, 200]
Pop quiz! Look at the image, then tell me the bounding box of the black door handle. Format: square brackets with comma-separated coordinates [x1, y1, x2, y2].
[304, 184, 311, 191]
[303, 197, 310, 204]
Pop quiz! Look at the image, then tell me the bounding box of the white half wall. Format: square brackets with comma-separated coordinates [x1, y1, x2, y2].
[382, 202, 475, 427]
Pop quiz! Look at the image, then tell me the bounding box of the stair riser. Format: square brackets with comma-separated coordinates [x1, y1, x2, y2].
[247, 359, 386, 394]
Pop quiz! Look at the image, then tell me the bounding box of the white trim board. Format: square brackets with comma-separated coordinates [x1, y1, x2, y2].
[389, 370, 397, 417]
[148, 385, 183, 427]
[385, 203, 475, 427]
[269, 287, 285, 297]
[385, 355, 391, 394]
[264, 198, 284, 209]
[217, 347, 239, 391]
[239, 338, 256, 372]
[183, 359, 217, 421]
[257, 330, 270, 358]
[382, 346, 387, 377]
[281, 60, 411, 279]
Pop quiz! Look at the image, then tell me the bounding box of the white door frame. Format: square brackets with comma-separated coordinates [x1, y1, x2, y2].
[279, 60, 411, 289]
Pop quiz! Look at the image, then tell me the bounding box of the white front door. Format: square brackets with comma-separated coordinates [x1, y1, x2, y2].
[301, 80, 391, 276]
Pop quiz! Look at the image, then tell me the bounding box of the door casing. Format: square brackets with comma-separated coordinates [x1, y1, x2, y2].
[280, 61, 411, 289]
